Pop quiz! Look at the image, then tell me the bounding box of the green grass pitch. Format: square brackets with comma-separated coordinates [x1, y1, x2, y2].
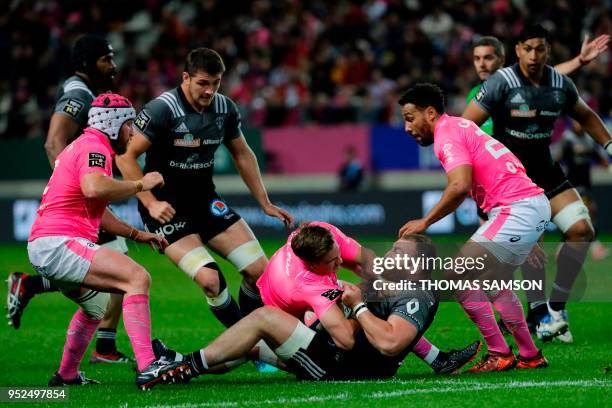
[1, 236, 611, 407]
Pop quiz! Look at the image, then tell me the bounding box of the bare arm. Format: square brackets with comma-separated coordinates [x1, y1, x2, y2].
[80, 171, 163, 202]
[100, 208, 168, 250]
[226, 135, 293, 225]
[462, 100, 490, 126]
[554, 34, 610, 76]
[341, 282, 416, 356]
[569, 98, 612, 148]
[318, 304, 358, 350]
[45, 113, 80, 167]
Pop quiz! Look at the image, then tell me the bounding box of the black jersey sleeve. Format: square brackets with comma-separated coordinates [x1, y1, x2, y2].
[53, 88, 93, 128]
[560, 74, 580, 112]
[133, 99, 172, 142]
[224, 96, 243, 142]
[389, 291, 437, 333]
[474, 71, 509, 114]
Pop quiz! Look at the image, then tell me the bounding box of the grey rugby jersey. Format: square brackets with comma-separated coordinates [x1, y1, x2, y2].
[53, 75, 96, 131]
[134, 87, 242, 194]
[475, 63, 579, 168]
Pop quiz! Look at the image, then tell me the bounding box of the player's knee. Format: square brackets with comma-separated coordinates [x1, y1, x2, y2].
[129, 265, 151, 292]
[178, 246, 215, 280]
[196, 265, 222, 295]
[565, 220, 595, 242]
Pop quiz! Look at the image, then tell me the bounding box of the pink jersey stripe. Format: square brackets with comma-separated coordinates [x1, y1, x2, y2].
[65, 239, 96, 262]
[482, 207, 511, 240]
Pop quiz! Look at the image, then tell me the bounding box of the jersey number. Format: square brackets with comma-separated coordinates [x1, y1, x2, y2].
[485, 139, 510, 159]
[406, 298, 420, 314]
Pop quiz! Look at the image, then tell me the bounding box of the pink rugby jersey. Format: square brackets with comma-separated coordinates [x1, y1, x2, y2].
[433, 114, 543, 213]
[29, 128, 114, 243]
[257, 221, 361, 319]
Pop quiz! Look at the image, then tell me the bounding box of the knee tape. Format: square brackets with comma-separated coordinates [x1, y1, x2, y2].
[204, 262, 231, 308]
[274, 322, 316, 360]
[75, 290, 110, 320]
[552, 201, 592, 234]
[227, 240, 265, 271]
[178, 246, 215, 280]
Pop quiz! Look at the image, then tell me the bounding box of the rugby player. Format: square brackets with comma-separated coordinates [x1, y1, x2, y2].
[467, 33, 609, 333]
[7, 34, 132, 363]
[27, 93, 188, 389]
[116, 48, 292, 332]
[399, 83, 549, 372]
[257, 221, 480, 374]
[463, 25, 612, 342]
[152, 234, 472, 381]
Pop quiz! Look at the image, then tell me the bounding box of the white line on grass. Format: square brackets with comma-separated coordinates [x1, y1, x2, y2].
[137, 379, 612, 408]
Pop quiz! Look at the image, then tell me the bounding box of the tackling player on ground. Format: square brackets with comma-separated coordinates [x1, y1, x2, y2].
[7, 34, 133, 363]
[463, 25, 612, 342]
[27, 93, 189, 389]
[399, 83, 550, 372]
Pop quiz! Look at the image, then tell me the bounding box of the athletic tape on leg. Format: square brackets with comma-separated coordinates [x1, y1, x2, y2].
[274, 322, 316, 360]
[552, 201, 592, 234]
[256, 340, 278, 365]
[178, 246, 215, 280]
[227, 240, 265, 271]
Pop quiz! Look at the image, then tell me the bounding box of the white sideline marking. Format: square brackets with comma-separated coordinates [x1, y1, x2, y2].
[138, 379, 611, 408]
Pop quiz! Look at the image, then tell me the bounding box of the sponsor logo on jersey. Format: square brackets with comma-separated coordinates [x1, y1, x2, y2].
[505, 128, 551, 140]
[210, 199, 229, 216]
[169, 159, 215, 170]
[63, 99, 84, 118]
[320, 289, 343, 301]
[511, 104, 536, 118]
[173, 133, 201, 147]
[88, 152, 107, 168]
[442, 143, 455, 163]
[539, 110, 561, 117]
[174, 122, 190, 133]
[215, 116, 225, 130]
[510, 93, 526, 104]
[134, 111, 151, 131]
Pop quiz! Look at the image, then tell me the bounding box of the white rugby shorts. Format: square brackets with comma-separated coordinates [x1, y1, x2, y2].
[471, 194, 551, 265]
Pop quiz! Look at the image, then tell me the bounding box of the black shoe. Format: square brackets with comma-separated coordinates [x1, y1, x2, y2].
[6, 272, 33, 329]
[136, 359, 190, 390]
[526, 306, 547, 334]
[48, 371, 100, 386]
[431, 340, 482, 374]
[152, 338, 186, 362]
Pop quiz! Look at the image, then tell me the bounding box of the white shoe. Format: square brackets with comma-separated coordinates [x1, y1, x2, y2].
[554, 330, 573, 343]
[536, 305, 569, 342]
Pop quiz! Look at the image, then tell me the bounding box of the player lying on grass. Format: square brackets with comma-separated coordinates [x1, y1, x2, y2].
[257, 221, 480, 374]
[26, 93, 189, 389]
[153, 234, 479, 380]
[398, 83, 550, 372]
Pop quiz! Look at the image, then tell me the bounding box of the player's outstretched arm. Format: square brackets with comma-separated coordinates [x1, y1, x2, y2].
[100, 208, 168, 251]
[45, 113, 80, 168]
[555, 34, 610, 76]
[341, 283, 416, 356]
[226, 134, 294, 226]
[570, 98, 612, 154]
[399, 165, 472, 237]
[81, 171, 164, 202]
[116, 129, 176, 224]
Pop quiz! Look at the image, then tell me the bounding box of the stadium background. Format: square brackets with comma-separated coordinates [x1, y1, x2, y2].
[1, 1, 611, 406]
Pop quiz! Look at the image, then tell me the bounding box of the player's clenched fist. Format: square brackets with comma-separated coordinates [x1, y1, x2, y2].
[141, 171, 165, 190]
[341, 282, 363, 309]
[147, 200, 176, 224]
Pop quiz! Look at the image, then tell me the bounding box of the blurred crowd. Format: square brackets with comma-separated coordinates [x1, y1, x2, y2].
[1, 0, 610, 138]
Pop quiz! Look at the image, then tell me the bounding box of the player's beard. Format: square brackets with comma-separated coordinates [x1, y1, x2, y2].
[91, 70, 117, 93]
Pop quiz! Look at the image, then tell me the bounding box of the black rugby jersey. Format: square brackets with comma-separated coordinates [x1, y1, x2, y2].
[475, 64, 579, 173]
[53, 75, 96, 135]
[134, 87, 242, 197]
